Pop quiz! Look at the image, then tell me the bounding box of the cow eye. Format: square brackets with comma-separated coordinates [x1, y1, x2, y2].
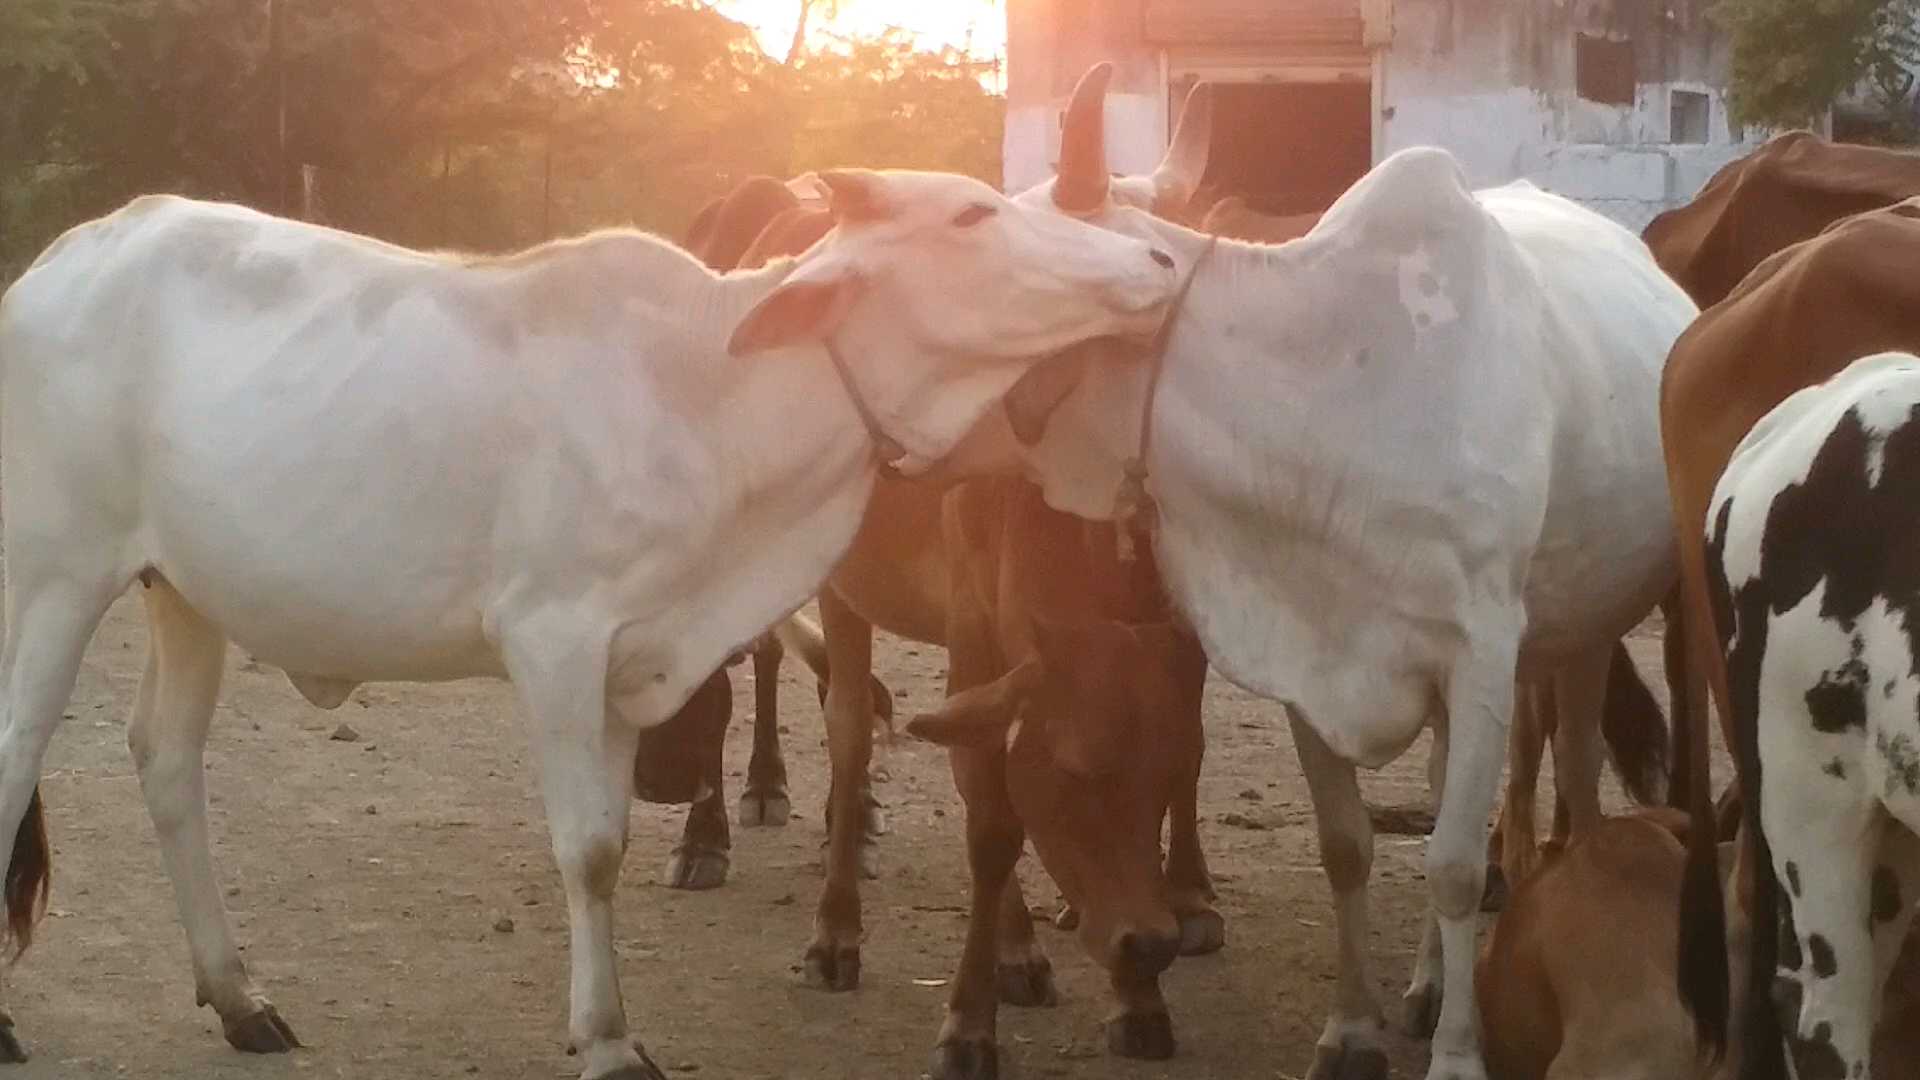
[952, 203, 997, 228]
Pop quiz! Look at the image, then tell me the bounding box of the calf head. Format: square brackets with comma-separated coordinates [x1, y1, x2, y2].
[909, 616, 1205, 981]
[727, 168, 1179, 475]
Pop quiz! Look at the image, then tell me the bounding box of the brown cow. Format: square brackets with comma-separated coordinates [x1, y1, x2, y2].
[1197, 194, 1321, 243]
[1483, 804, 1920, 1080]
[1655, 187, 1920, 1072]
[911, 478, 1215, 1074]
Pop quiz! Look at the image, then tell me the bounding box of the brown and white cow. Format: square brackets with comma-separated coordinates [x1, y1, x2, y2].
[1652, 144, 1920, 1072]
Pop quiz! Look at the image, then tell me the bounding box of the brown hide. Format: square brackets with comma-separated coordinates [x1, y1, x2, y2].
[1479, 812, 1698, 1080]
[684, 175, 801, 271]
[1662, 199, 1920, 1060]
[738, 206, 834, 270]
[1198, 195, 1320, 243]
[1643, 132, 1920, 309]
[937, 479, 1204, 974]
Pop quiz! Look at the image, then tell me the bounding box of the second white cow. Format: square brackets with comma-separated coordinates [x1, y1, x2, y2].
[977, 110, 1697, 1080]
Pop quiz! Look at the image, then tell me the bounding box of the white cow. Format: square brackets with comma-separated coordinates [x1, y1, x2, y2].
[1705, 350, 1920, 1080]
[0, 170, 1178, 1079]
[971, 90, 1698, 1080]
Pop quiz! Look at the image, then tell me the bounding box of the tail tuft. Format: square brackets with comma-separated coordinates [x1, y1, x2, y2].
[4, 788, 50, 963]
[1602, 641, 1670, 805]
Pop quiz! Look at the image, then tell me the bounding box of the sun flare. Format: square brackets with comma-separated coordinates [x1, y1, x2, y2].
[713, 0, 1005, 60]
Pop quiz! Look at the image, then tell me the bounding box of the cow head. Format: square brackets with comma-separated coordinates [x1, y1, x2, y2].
[727, 168, 1180, 475]
[908, 615, 1205, 982]
[933, 65, 1226, 516]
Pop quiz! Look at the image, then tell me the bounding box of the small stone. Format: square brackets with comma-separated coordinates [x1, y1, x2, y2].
[772, 893, 796, 907]
[465, 1067, 479, 1074]
[492, 915, 515, 934]
[329, 723, 361, 742]
[1218, 811, 1268, 831]
[365, 804, 378, 815]
[1238, 788, 1264, 802]
[226, 885, 241, 898]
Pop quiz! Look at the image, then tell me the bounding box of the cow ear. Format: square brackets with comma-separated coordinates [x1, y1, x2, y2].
[907, 660, 1047, 748]
[1004, 348, 1090, 446]
[727, 260, 864, 357]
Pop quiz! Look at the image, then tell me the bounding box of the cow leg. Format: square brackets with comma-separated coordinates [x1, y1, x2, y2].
[806, 590, 874, 991]
[129, 581, 299, 1052]
[1548, 648, 1608, 839]
[738, 637, 791, 827]
[1761, 784, 1880, 1080]
[1403, 721, 1449, 1039]
[1165, 765, 1224, 955]
[932, 745, 1026, 1080]
[1497, 680, 1547, 894]
[665, 785, 731, 891]
[1419, 652, 1514, 1080]
[0, 565, 130, 1062]
[663, 672, 732, 891]
[502, 620, 660, 1080]
[993, 870, 1057, 1006]
[1289, 709, 1389, 1080]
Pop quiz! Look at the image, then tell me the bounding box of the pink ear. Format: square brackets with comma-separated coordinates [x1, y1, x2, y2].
[727, 275, 861, 357]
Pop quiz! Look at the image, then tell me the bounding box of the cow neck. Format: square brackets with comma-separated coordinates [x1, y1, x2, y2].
[1112, 231, 1217, 562]
[824, 338, 912, 478]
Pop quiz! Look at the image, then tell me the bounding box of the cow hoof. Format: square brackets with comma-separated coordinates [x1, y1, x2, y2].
[222, 1003, 302, 1054]
[1478, 864, 1508, 912]
[1400, 985, 1441, 1039]
[595, 1059, 667, 1080]
[1422, 1051, 1490, 1080]
[1177, 908, 1226, 956]
[863, 796, 889, 839]
[664, 845, 730, 891]
[803, 943, 861, 992]
[0, 1012, 28, 1063]
[929, 1037, 999, 1080]
[995, 955, 1059, 1007]
[1307, 1041, 1389, 1080]
[737, 788, 791, 827]
[1053, 903, 1080, 931]
[1106, 1010, 1175, 1060]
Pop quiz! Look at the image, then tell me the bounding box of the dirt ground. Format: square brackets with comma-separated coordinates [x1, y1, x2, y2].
[3, 590, 1690, 1080]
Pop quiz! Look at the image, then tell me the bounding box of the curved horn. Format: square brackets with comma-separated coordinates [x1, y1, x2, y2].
[1053, 62, 1114, 212]
[1150, 81, 1215, 214]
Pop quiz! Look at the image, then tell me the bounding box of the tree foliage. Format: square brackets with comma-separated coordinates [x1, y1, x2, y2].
[1713, 0, 1920, 134]
[0, 0, 1004, 278]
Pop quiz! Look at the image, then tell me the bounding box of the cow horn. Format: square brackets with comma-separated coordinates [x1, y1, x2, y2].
[1150, 81, 1214, 213]
[1053, 62, 1114, 213]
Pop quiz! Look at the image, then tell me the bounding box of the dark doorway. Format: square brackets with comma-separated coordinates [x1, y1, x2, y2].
[1185, 79, 1373, 217]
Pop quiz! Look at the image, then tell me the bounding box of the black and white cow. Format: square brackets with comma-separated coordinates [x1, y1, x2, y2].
[1705, 350, 1920, 1080]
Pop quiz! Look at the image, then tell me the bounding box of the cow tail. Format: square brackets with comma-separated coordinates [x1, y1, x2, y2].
[1600, 640, 1668, 804]
[1678, 542, 1730, 1061]
[4, 787, 50, 962]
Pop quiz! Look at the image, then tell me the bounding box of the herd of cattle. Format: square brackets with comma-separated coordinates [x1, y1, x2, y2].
[0, 58, 1916, 1080]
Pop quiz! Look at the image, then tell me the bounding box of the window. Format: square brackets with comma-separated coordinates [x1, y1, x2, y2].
[1670, 89, 1710, 143]
[1575, 33, 1635, 106]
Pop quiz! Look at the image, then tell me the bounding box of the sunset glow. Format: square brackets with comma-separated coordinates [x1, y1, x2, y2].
[713, 0, 1006, 61]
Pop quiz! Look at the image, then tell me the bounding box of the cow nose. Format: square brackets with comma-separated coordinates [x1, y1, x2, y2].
[1118, 930, 1180, 977]
[1149, 248, 1176, 270]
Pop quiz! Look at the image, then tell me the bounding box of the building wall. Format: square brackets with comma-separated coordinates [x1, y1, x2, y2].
[1003, 0, 1767, 227]
[1379, 0, 1760, 229]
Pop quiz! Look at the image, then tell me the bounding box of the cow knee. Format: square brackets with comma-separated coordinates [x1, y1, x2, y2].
[1320, 830, 1372, 893]
[1426, 850, 1484, 921]
[559, 833, 628, 900]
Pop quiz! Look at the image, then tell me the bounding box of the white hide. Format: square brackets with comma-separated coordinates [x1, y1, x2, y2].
[1021, 150, 1693, 763]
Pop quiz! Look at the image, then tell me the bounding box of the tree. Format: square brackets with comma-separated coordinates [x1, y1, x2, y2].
[1713, 0, 1920, 135]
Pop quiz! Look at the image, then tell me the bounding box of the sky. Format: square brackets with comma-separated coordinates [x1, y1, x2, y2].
[712, 0, 1006, 62]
